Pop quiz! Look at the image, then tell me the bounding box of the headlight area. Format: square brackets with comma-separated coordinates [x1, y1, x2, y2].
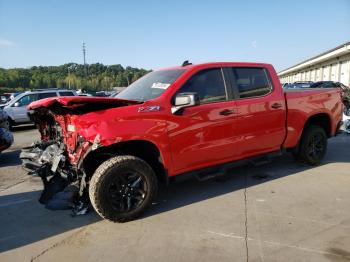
[20, 121, 91, 216]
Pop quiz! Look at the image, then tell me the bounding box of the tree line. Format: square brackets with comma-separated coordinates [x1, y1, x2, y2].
[0, 63, 149, 92]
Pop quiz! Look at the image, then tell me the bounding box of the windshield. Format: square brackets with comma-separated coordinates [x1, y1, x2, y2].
[116, 69, 185, 101]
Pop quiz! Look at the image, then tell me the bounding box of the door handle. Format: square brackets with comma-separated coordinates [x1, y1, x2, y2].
[271, 103, 283, 109]
[219, 109, 235, 116]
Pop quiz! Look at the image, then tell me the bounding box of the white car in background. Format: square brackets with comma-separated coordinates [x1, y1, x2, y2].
[0, 89, 77, 129]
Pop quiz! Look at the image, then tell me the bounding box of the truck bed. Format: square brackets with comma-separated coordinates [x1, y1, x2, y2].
[283, 88, 343, 148]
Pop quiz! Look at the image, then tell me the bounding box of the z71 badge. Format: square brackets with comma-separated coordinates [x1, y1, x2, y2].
[138, 106, 161, 113]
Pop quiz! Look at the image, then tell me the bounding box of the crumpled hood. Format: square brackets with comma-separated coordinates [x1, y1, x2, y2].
[26, 96, 142, 145]
[28, 96, 139, 110]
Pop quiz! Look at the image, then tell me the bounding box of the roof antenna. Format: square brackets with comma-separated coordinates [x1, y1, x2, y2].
[182, 60, 192, 67]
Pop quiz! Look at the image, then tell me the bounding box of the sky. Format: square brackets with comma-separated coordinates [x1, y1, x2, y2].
[0, 0, 349, 72]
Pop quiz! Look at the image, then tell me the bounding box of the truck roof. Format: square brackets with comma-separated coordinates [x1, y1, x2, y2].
[159, 62, 273, 71]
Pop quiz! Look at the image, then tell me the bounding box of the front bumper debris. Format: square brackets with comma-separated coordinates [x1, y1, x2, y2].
[20, 141, 90, 215]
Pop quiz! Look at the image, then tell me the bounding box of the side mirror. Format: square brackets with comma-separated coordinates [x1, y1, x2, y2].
[172, 92, 199, 114]
[13, 102, 20, 107]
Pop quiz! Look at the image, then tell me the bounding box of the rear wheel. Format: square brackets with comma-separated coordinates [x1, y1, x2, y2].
[293, 125, 327, 165]
[89, 155, 158, 222]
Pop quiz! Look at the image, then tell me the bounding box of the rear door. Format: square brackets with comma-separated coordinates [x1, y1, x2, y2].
[227, 67, 286, 158]
[15, 92, 57, 122]
[167, 68, 238, 174]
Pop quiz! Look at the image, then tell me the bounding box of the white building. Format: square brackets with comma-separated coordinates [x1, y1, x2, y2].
[278, 41, 350, 86]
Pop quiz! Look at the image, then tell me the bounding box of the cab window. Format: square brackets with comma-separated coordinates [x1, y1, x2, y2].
[231, 67, 272, 98]
[176, 68, 227, 104]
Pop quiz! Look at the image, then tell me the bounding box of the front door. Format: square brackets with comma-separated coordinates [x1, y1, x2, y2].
[167, 68, 237, 174]
[11, 94, 39, 123]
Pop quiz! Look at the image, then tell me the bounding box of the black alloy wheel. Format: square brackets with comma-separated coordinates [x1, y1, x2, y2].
[108, 172, 147, 212]
[294, 125, 327, 165]
[89, 155, 158, 222]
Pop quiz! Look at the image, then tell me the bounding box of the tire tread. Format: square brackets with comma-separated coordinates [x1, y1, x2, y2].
[89, 155, 157, 222]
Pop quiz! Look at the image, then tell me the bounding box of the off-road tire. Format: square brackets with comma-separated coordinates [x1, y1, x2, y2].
[89, 155, 158, 222]
[293, 125, 327, 165]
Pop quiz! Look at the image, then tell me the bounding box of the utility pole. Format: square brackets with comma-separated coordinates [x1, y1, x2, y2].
[83, 42, 87, 89]
[82, 42, 87, 77]
[68, 66, 71, 89]
[82, 42, 86, 65]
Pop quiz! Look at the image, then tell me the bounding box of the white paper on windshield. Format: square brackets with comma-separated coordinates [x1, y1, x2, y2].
[151, 82, 171, 89]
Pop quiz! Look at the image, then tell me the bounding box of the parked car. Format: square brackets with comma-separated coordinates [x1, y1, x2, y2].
[310, 81, 341, 88]
[95, 91, 111, 97]
[1, 89, 77, 129]
[284, 81, 313, 89]
[0, 94, 11, 105]
[21, 62, 343, 222]
[0, 108, 13, 153]
[293, 81, 313, 88]
[9, 92, 21, 100]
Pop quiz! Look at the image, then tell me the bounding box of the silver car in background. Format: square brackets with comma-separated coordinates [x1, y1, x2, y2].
[1, 89, 77, 129]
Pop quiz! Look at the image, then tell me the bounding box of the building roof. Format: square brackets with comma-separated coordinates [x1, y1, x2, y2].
[278, 41, 350, 76]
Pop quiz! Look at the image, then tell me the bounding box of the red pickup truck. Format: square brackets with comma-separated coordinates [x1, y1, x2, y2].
[21, 62, 343, 222]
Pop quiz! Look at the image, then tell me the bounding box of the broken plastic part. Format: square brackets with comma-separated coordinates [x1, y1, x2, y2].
[45, 184, 79, 210]
[39, 174, 68, 205]
[91, 134, 101, 151]
[71, 201, 90, 216]
[39, 144, 59, 164]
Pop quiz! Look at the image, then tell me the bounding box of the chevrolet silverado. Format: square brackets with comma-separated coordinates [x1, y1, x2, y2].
[21, 62, 343, 222]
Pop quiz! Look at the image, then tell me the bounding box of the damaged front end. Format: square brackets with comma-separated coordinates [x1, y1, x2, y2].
[20, 97, 137, 215]
[20, 111, 89, 215]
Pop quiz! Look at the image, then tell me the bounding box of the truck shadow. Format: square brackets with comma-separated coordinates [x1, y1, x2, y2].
[0, 150, 22, 167]
[146, 133, 350, 218]
[0, 190, 101, 253]
[0, 134, 348, 253]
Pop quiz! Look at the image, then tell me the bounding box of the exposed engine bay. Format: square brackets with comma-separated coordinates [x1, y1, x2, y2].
[20, 113, 89, 214]
[20, 97, 137, 215]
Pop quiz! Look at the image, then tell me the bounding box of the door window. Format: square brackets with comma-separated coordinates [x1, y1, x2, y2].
[231, 68, 272, 98]
[59, 91, 75, 96]
[176, 68, 227, 104]
[16, 94, 39, 107]
[39, 92, 57, 99]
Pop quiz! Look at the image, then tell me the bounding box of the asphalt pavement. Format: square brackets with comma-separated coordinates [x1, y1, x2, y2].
[0, 127, 349, 262]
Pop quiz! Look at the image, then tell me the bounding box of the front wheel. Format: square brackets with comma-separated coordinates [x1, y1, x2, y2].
[293, 125, 327, 165]
[89, 155, 158, 222]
